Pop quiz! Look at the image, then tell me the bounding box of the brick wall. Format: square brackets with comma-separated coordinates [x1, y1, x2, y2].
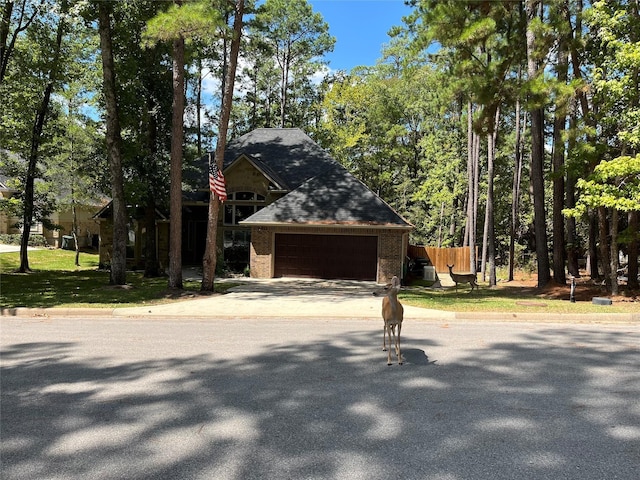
[249, 227, 272, 278]
[377, 230, 408, 283]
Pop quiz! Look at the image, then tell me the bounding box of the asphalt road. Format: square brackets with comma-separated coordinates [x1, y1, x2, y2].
[1, 316, 639, 480]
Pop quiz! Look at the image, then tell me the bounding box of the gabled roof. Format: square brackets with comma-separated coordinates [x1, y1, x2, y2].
[241, 163, 412, 229]
[223, 128, 338, 191]
[228, 154, 289, 191]
[93, 203, 168, 221]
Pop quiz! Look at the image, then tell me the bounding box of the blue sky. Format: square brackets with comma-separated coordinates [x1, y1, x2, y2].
[308, 0, 413, 72]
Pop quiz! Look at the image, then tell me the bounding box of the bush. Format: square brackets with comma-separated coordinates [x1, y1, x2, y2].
[0, 233, 48, 247]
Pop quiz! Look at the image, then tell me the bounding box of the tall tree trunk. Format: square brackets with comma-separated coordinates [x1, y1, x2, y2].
[1, 0, 39, 85]
[481, 107, 499, 286]
[509, 97, 523, 281]
[202, 0, 244, 292]
[471, 130, 480, 273]
[465, 102, 477, 273]
[196, 56, 203, 158]
[143, 90, 160, 277]
[609, 209, 619, 295]
[597, 206, 611, 284]
[552, 20, 569, 284]
[280, 55, 289, 128]
[168, 33, 185, 289]
[627, 211, 639, 289]
[437, 201, 444, 248]
[143, 201, 160, 277]
[526, 0, 551, 288]
[588, 211, 598, 278]
[488, 107, 499, 286]
[98, 2, 127, 285]
[18, 8, 64, 272]
[565, 105, 579, 277]
[71, 186, 80, 267]
[0, 0, 14, 85]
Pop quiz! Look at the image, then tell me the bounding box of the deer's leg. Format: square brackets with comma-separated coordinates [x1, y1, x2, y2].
[396, 323, 403, 365]
[386, 324, 394, 365]
[382, 323, 388, 351]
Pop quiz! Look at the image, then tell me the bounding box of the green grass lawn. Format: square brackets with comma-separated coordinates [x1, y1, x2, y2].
[0, 249, 220, 308]
[398, 284, 637, 314]
[1, 248, 637, 314]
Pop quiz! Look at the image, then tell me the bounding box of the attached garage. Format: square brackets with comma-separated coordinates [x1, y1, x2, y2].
[228, 128, 413, 284]
[274, 233, 377, 280]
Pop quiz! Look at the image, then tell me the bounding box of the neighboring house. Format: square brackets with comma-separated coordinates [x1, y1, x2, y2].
[96, 128, 413, 283]
[0, 172, 101, 248]
[94, 203, 169, 270]
[0, 173, 18, 235]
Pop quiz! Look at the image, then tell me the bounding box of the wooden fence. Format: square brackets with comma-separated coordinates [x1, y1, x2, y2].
[408, 245, 475, 273]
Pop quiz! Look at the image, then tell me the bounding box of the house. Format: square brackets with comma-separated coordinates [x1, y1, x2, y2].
[216, 128, 412, 283]
[95, 128, 412, 283]
[0, 171, 102, 248]
[0, 173, 19, 235]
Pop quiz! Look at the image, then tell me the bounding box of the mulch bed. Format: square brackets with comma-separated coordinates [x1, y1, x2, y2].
[496, 274, 639, 303]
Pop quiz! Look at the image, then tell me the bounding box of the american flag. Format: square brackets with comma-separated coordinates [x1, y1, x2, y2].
[209, 155, 227, 202]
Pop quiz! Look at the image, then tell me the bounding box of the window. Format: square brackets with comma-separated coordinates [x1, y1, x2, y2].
[223, 229, 251, 273]
[29, 222, 43, 234]
[223, 191, 265, 226]
[126, 223, 135, 259]
[227, 191, 265, 202]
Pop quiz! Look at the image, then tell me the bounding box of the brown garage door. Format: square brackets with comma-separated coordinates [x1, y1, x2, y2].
[274, 233, 377, 280]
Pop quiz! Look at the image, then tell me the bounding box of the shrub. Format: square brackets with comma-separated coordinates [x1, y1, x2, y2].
[0, 233, 48, 247]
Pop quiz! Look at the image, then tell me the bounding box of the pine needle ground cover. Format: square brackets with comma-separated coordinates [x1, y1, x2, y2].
[400, 279, 638, 314]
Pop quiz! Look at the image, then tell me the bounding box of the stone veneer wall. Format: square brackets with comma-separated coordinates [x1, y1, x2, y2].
[98, 218, 113, 268]
[249, 226, 409, 283]
[98, 218, 171, 272]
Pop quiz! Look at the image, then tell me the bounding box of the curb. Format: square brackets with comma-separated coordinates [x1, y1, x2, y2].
[1, 307, 116, 317]
[452, 311, 640, 323]
[1, 306, 637, 323]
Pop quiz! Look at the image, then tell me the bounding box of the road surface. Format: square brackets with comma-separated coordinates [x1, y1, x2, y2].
[1, 316, 639, 480]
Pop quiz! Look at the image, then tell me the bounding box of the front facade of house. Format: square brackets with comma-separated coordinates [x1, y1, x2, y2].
[96, 128, 412, 283]
[222, 129, 412, 283]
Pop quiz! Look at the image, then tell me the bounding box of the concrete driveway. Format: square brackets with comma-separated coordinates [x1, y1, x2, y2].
[113, 277, 451, 321]
[0, 244, 35, 253]
[1, 315, 639, 480]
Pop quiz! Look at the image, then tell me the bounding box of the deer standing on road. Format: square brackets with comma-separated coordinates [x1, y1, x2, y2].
[381, 275, 404, 365]
[447, 264, 478, 292]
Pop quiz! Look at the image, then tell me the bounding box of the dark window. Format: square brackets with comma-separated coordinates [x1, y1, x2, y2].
[223, 191, 264, 226]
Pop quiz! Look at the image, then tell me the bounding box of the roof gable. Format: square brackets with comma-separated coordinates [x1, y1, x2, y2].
[225, 154, 289, 191]
[224, 128, 338, 190]
[241, 164, 412, 228]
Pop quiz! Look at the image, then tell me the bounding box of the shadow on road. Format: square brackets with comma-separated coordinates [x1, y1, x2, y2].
[1, 326, 639, 479]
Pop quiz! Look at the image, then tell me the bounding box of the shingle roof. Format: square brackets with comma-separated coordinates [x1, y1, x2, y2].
[197, 128, 411, 228]
[224, 128, 338, 190]
[241, 163, 412, 228]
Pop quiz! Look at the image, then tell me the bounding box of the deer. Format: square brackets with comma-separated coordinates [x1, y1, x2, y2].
[381, 275, 404, 365]
[447, 264, 478, 292]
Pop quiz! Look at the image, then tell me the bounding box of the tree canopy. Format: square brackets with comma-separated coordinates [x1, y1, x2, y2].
[1, 0, 638, 293]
